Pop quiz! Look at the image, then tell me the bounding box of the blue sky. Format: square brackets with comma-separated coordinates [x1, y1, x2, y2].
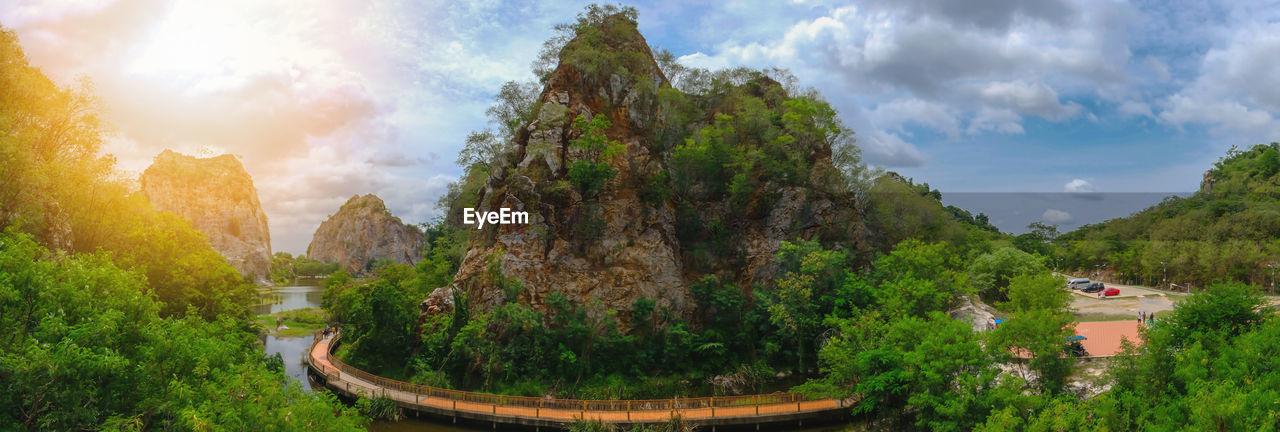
[5, 0, 1280, 252]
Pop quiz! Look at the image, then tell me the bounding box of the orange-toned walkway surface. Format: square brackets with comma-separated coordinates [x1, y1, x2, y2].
[307, 333, 848, 427]
[1074, 321, 1143, 357]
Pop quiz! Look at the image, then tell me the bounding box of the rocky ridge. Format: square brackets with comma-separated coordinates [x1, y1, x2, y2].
[307, 194, 424, 275]
[140, 150, 272, 283]
[437, 14, 863, 327]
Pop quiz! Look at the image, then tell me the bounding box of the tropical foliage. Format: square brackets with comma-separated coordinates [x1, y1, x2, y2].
[0, 26, 364, 430]
[1055, 143, 1280, 291]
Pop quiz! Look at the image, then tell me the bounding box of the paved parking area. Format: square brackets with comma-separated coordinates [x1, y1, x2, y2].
[1068, 282, 1170, 299]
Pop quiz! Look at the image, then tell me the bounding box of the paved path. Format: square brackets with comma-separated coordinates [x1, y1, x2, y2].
[307, 333, 848, 427]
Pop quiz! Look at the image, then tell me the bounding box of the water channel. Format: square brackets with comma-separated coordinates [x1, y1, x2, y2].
[257, 282, 484, 430]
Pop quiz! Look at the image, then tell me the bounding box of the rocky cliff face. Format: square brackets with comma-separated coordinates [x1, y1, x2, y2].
[307, 194, 424, 275]
[140, 150, 272, 283]
[442, 14, 862, 327]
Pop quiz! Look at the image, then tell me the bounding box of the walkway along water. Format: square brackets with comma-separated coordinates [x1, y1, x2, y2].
[306, 332, 852, 429]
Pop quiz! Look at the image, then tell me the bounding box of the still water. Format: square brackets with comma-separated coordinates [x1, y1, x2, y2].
[256, 281, 326, 393]
[254, 280, 326, 315]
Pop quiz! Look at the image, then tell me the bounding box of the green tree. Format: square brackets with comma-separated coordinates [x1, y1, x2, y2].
[1001, 272, 1071, 313]
[969, 247, 1047, 303]
[0, 230, 366, 431]
[768, 240, 847, 373]
[1254, 146, 1279, 178]
[567, 114, 624, 197]
[811, 312, 1007, 431]
[868, 239, 969, 316]
[328, 269, 418, 372]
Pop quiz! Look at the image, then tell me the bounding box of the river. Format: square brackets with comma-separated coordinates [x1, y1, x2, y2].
[258, 282, 486, 430]
[256, 281, 327, 393]
[259, 282, 850, 431]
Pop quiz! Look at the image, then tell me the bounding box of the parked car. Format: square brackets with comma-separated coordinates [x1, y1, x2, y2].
[1104, 287, 1120, 296]
[1068, 278, 1091, 290]
[1082, 283, 1105, 293]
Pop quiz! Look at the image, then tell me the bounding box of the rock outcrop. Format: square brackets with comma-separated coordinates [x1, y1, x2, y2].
[140, 150, 272, 283]
[307, 194, 424, 275]
[441, 14, 863, 328]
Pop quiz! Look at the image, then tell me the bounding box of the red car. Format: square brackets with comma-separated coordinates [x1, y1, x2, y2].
[1103, 287, 1120, 296]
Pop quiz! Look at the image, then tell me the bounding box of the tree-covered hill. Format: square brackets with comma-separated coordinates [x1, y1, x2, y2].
[326, 4, 1011, 402]
[1056, 143, 1280, 290]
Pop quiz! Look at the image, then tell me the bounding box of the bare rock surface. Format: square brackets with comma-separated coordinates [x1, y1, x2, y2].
[950, 295, 1000, 332]
[445, 16, 863, 329]
[140, 150, 272, 283]
[307, 194, 424, 275]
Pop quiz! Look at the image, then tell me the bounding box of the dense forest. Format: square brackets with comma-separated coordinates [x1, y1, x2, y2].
[326, 6, 1280, 432]
[0, 27, 366, 430]
[1054, 143, 1280, 291]
[271, 252, 341, 285]
[6, 3, 1280, 431]
[324, 4, 1005, 399]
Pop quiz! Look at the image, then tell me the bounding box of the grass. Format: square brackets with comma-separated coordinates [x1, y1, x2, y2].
[1075, 312, 1141, 322]
[256, 307, 329, 338]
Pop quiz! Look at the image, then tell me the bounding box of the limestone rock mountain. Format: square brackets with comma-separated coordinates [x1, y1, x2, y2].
[140, 150, 272, 283]
[442, 13, 864, 327]
[307, 194, 424, 275]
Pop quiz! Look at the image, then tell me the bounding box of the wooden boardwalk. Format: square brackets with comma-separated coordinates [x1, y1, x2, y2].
[305, 332, 849, 428]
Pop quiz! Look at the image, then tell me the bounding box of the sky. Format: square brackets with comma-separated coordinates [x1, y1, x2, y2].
[3, 0, 1280, 253]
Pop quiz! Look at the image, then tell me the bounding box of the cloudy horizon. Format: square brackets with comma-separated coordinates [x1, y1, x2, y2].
[4, 0, 1276, 253]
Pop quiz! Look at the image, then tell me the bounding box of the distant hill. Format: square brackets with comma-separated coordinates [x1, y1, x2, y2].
[1056, 143, 1280, 289]
[307, 194, 424, 275]
[141, 150, 273, 284]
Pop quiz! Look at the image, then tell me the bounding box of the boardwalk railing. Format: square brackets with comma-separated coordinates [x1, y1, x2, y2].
[307, 330, 831, 418]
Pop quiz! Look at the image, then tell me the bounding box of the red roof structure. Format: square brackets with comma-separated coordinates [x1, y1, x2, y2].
[1074, 321, 1143, 357]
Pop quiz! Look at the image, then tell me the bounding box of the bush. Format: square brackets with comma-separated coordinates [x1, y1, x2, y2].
[567, 115, 624, 197]
[356, 396, 401, 421]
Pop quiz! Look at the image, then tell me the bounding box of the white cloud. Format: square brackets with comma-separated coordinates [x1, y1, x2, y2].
[975, 80, 1082, 120]
[968, 108, 1025, 135]
[1042, 208, 1072, 224]
[857, 0, 1076, 33]
[870, 98, 961, 139]
[674, 1, 1135, 166]
[1155, 21, 1280, 141]
[1117, 100, 1153, 118]
[1159, 95, 1279, 138]
[1065, 178, 1095, 193]
[861, 131, 928, 167]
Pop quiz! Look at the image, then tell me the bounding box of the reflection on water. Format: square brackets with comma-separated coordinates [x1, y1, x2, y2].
[264, 333, 318, 392]
[367, 418, 490, 432]
[257, 282, 326, 393]
[254, 279, 325, 315]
